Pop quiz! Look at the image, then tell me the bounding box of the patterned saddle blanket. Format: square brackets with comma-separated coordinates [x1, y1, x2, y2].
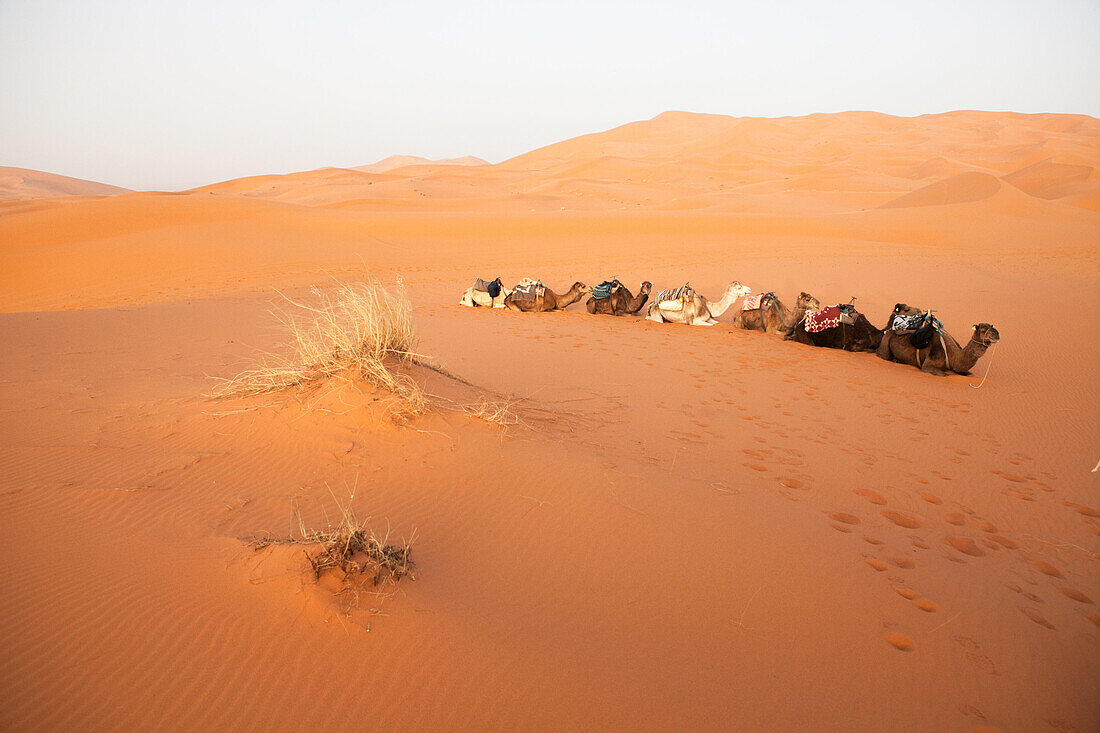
[805, 305, 842, 332]
[592, 279, 621, 301]
[511, 280, 545, 301]
[741, 292, 775, 311]
[805, 304, 858, 333]
[889, 313, 923, 332]
[657, 284, 693, 310]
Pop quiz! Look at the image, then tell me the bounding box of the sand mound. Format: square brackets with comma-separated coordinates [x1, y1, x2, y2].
[354, 155, 489, 173]
[1003, 159, 1095, 199]
[0, 166, 131, 202]
[879, 171, 1002, 208]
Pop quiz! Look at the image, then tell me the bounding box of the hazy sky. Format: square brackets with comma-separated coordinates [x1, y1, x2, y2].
[2, 0, 1098, 190]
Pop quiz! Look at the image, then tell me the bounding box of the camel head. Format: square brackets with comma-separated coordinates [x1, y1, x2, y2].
[971, 323, 1000, 346]
[893, 303, 920, 317]
[726, 281, 753, 298]
[639, 281, 652, 294]
[796, 292, 821, 311]
[573, 282, 592, 295]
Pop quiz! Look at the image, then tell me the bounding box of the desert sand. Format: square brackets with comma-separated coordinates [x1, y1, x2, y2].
[1, 111, 1098, 732]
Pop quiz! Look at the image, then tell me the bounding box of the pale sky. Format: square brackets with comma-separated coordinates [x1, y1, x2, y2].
[2, 0, 1098, 191]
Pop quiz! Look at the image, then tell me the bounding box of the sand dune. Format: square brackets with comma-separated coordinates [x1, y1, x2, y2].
[1003, 159, 1099, 210]
[354, 154, 489, 173]
[159, 110, 1100, 217]
[0, 166, 131, 202]
[880, 171, 1003, 208]
[1, 110, 1098, 732]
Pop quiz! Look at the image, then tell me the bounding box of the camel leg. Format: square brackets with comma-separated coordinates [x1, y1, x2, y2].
[875, 334, 894, 361]
[920, 356, 948, 376]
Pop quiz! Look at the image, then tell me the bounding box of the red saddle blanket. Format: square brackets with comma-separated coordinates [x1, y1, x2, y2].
[804, 305, 842, 333]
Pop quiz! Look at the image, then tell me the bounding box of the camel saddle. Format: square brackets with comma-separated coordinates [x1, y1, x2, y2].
[511, 280, 545, 301]
[592, 279, 621, 301]
[473, 277, 502, 298]
[657, 284, 693, 310]
[891, 310, 943, 349]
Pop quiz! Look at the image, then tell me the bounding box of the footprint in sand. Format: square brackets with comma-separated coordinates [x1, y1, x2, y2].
[1020, 606, 1056, 630]
[777, 477, 806, 490]
[920, 492, 943, 505]
[865, 558, 889, 572]
[947, 536, 985, 557]
[1063, 501, 1100, 519]
[886, 556, 916, 569]
[882, 510, 921, 529]
[892, 585, 919, 600]
[830, 512, 861, 525]
[913, 598, 937, 612]
[1059, 587, 1093, 604]
[1032, 560, 1064, 578]
[854, 488, 887, 505]
[883, 631, 915, 652]
[1006, 583, 1044, 603]
[944, 512, 967, 526]
[953, 636, 998, 676]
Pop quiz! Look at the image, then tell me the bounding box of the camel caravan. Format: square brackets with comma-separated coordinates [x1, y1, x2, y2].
[459, 277, 1000, 377]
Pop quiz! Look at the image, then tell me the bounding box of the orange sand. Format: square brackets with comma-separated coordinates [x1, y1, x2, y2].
[1, 111, 1098, 732]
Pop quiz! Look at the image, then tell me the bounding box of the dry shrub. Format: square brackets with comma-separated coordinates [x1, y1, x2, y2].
[251, 491, 416, 591]
[213, 279, 428, 417]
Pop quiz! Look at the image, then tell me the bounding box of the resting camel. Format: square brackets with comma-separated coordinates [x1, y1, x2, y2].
[785, 302, 919, 352]
[732, 292, 821, 334]
[459, 277, 510, 308]
[504, 282, 591, 312]
[645, 282, 752, 326]
[586, 281, 652, 316]
[877, 317, 1000, 376]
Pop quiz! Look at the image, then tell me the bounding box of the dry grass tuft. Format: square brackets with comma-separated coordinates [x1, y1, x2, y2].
[251, 490, 416, 590]
[459, 398, 524, 428]
[212, 279, 428, 419]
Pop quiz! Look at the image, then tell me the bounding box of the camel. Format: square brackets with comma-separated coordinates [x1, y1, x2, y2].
[504, 281, 591, 312]
[785, 302, 920, 352]
[586, 280, 652, 316]
[732, 292, 821, 334]
[459, 277, 510, 308]
[877, 316, 1000, 376]
[645, 282, 752, 325]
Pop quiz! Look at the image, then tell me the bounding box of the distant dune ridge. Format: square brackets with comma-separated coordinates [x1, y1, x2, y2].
[0, 166, 131, 202]
[352, 154, 489, 173]
[6, 111, 1097, 212]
